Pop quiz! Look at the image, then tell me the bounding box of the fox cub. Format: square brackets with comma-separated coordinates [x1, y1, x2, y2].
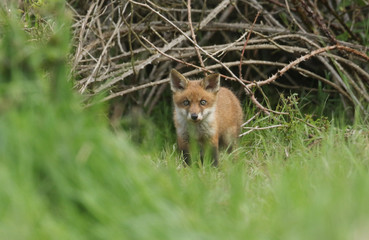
[170, 69, 243, 166]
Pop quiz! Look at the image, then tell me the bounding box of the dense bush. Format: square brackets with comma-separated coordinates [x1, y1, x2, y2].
[67, 0, 369, 120]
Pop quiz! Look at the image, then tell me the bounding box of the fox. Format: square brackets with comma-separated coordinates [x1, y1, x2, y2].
[170, 69, 243, 166]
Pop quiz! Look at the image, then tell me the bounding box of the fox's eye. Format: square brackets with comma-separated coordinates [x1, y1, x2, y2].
[183, 100, 190, 106]
[200, 100, 207, 106]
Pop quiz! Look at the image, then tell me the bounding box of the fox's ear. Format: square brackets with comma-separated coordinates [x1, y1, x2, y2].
[170, 69, 189, 92]
[201, 73, 220, 93]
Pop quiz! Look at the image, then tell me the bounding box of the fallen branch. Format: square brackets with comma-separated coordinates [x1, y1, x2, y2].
[239, 124, 286, 137]
[246, 45, 339, 89]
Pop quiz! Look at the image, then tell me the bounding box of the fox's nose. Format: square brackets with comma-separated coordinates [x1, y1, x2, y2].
[191, 113, 198, 120]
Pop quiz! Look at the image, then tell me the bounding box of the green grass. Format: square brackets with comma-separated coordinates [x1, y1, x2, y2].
[1, 2, 369, 240]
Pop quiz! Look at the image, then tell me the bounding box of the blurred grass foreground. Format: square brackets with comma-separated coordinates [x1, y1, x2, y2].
[1, 2, 369, 240]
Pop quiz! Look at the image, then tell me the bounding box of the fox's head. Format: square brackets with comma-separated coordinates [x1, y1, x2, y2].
[170, 69, 220, 123]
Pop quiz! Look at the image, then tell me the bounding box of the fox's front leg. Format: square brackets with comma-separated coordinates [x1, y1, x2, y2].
[207, 134, 219, 167]
[199, 135, 219, 166]
[177, 136, 191, 166]
[211, 149, 219, 167]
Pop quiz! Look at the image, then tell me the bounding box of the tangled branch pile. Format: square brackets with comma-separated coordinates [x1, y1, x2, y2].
[69, 0, 369, 117]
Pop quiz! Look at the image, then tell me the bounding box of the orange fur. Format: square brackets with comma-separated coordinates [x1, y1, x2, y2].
[170, 69, 243, 166]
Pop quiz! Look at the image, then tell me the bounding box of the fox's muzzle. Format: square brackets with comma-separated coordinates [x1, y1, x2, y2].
[188, 112, 203, 122]
[191, 113, 198, 120]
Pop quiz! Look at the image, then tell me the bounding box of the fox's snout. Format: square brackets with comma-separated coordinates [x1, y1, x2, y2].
[191, 113, 198, 120]
[188, 112, 202, 122]
[187, 103, 204, 122]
